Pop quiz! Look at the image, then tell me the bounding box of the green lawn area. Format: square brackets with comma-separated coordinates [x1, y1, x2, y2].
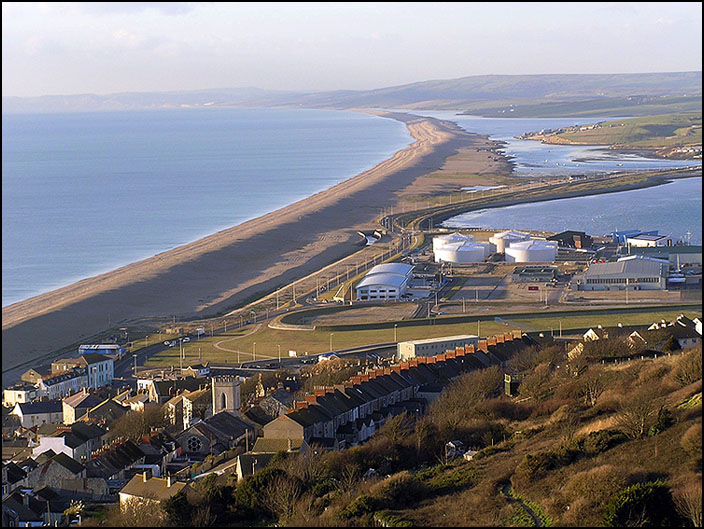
[144, 319, 514, 368]
[501, 309, 701, 334]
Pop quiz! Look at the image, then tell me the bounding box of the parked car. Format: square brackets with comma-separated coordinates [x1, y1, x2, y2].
[182, 337, 191, 343]
[163, 340, 171, 346]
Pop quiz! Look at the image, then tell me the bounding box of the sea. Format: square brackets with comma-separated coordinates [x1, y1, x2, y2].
[3, 108, 702, 307]
[1, 108, 412, 307]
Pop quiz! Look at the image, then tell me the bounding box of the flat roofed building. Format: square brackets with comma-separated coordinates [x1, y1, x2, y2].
[511, 265, 558, 282]
[397, 334, 480, 361]
[627, 234, 670, 248]
[575, 256, 668, 291]
[627, 245, 702, 267]
[355, 263, 414, 301]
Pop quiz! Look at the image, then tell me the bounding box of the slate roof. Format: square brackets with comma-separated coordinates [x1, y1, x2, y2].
[244, 405, 276, 427]
[79, 353, 112, 365]
[63, 391, 102, 410]
[4, 461, 27, 485]
[204, 411, 254, 441]
[14, 400, 62, 415]
[51, 452, 85, 475]
[119, 473, 187, 501]
[251, 438, 304, 453]
[87, 440, 144, 479]
[237, 453, 275, 479]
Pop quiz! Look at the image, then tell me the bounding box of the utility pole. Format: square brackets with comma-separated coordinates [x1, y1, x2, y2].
[277, 344, 281, 363]
[253, 342, 256, 362]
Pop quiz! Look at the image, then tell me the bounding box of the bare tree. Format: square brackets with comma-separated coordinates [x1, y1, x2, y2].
[261, 473, 302, 520]
[580, 368, 606, 407]
[616, 388, 662, 439]
[675, 481, 703, 528]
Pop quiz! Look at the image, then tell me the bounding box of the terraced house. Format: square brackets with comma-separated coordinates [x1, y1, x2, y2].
[263, 331, 529, 450]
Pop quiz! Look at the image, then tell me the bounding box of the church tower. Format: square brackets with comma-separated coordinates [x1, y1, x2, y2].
[211, 375, 241, 416]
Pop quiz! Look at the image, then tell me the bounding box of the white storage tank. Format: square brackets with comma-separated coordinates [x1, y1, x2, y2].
[489, 230, 530, 253]
[434, 241, 491, 263]
[505, 240, 558, 262]
[433, 232, 474, 255]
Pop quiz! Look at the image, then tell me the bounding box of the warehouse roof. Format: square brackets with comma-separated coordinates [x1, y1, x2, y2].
[585, 257, 667, 277]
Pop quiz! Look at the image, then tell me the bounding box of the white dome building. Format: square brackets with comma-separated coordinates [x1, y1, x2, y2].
[489, 230, 531, 253]
[505, 240, 558, 262]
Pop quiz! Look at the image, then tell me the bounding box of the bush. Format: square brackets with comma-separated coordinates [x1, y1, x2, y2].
[603, 480, 684, 527]
[374, 510, 415, 527]
[671, 345, 702, 387]
[426, 462, 480, 493]
[680, 423, 702, 460]
[339, 494, 379, 519]
[370, 471, 428, 507]
[582, 429, 627, 455]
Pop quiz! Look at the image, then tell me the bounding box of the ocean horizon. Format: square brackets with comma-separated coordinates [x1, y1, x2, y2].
[2, 107, 413, 307]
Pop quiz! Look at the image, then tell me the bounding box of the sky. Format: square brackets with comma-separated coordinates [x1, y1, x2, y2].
[2, 2, 702, 97]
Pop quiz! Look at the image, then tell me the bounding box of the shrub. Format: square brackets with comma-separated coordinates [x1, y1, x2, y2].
[426, 462, 480, 493]
[602, 480, 684, 527]
[369, 471, 428, 507]
[680, 423, 702, 459]
[339, 494, 379, 519]
[648, 406, 675, 436]
[671, 345, 703, 387]
[374, 510, 415, 527]
[582, 429, 627, 455]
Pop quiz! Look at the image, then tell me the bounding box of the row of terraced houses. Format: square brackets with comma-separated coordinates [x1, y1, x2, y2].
[262, 331, 532, 450]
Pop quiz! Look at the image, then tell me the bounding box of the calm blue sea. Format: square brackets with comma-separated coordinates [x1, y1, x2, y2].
[1, 108, 412, 307]
[443, 176, 702, 245]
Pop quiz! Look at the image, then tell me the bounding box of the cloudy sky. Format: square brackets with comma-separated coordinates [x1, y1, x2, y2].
[2, 2, 702, 97]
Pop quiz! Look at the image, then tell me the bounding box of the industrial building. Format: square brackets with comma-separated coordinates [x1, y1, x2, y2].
[511, 265, 558, 283]
[612, 229, 659, 245]
[355, 262, 414, 301]
[627, 245, 702, 267]
[433, 232, 491, 264]
[574, 255, 668, 290]
[398, 334, 481, 361]
[505, 240, 558, 263]
[547, 230, 593, 249]
[627, 234, 671, 248]
[489, 230, 530, 253]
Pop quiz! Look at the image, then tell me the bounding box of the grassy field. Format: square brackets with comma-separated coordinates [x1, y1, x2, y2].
[143, 307, 701, 368]
[539, 112, 701, 149]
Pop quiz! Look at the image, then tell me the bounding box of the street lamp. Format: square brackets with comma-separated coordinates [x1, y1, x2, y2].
[240, 315, 244, 328]
[394, 324, 398, 342]
[132, 354, 137, 376]
[277, 344, 281, 363]
[253, 342, 256, 361]
[223, 320, 227, 333]
[329, 333, 334, 352]
[145, 335, 149, 348]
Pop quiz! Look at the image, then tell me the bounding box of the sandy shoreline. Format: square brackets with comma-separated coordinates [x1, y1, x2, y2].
[3, 111, 498, 378]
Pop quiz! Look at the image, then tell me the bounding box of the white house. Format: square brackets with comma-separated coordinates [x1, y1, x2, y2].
[12, 401, 63, 428]
[36, 368, 89, 400]
[79, 353, 115, 389]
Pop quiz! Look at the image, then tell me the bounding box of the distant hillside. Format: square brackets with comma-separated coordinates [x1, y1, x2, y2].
[2, 71, 701, 116]
[519, 112, 702, 158]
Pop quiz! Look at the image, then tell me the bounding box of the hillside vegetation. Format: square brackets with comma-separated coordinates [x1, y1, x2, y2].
[108, 341, 702, 527]
[520, 112, 702, 158]
[4, 72, 700, 116]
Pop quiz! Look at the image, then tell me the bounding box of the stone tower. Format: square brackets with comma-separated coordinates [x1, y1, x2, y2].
[211, 375, 241, 416]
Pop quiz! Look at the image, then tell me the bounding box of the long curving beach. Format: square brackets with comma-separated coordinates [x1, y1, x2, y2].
[2, 111, 509, 380]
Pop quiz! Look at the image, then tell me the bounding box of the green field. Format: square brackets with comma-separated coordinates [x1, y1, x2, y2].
[143, 308, 700, 368]
[542, 112, 701, 149]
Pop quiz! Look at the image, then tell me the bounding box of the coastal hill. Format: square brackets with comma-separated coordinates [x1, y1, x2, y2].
[518, 112, 702, 159]
[3, 71, 701, 116]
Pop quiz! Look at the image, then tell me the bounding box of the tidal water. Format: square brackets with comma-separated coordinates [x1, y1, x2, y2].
[406, 110, 701, 176]
[2, 108, 412, 307]
[443, 176, 702, 245]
